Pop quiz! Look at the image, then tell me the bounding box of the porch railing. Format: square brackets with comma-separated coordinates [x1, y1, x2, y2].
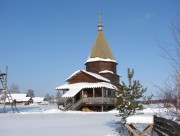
[73, 97, 114, 110]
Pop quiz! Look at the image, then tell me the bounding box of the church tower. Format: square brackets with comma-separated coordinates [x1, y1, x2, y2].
[85, 19, 119, 85]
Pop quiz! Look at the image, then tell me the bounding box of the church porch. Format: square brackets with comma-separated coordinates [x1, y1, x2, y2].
[63, 87, 115, 111]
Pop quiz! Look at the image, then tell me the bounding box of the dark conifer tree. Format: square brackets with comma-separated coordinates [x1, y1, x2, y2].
[116, 68, 147, 123]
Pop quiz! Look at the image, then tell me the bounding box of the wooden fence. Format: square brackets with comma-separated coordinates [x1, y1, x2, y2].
[154, 116, 180, 136]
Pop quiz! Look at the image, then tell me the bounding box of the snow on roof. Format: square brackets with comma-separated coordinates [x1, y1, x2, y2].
[99, 70, 114, 74]
[56, 82, 116, 98]
[32, 97, 44, 103]
[4, 93, 31, 102]
[66, 70, 110, 82]
[61, 85, 82, 98]
[55, 83, 71, 90]
[10, 93, 27, 98]
[86, 57, 117, 63]
[15, 97, 31, 102]
[126, 115, 154, 124]
[66, 70, 81, 81]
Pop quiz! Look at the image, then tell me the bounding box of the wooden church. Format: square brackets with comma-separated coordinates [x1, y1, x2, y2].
[55, 19, 120, 112]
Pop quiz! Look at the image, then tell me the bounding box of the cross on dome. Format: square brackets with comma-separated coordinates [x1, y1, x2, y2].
[98, 12, 103, 31]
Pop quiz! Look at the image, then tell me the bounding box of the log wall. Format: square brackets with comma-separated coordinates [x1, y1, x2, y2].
[86, 61, 117, 74]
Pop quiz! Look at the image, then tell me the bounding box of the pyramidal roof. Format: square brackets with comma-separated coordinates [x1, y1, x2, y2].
[86, 21, 116, 63]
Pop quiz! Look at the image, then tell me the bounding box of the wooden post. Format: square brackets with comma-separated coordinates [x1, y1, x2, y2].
[3, 89, 7, 113]
[64, 98, 67, 109]
[57, 104, 59, 109]
[102, 88, 104, 103]
[82, 89, 84, 98]
[3, 66, 8, 113]
[126, 129, 128, 136]
[125, 123, 154, 136]
[72, 97, 74, 110]
[93, 88, 95, 98]
[101, 105, 104, 112]
[106, 88, 108, 97]
[151, 126, 154, 136]
[93, 88, 95, 103]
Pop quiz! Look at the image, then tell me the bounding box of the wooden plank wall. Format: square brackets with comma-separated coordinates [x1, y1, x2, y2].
[154, 116, 180, 136]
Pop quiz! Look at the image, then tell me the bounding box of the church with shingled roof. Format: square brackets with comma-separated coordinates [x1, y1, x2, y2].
[55, 18, 120, 112]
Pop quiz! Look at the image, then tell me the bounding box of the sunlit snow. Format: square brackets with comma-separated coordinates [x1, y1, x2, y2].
[0, 105, 119, 136]
[0, 104, 179, 136]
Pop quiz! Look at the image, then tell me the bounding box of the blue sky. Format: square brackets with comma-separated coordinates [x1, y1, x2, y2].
[0, 0, 179, 97]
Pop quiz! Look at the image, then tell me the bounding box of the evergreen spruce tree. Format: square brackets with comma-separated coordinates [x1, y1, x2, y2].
[116, 68, 147, 123]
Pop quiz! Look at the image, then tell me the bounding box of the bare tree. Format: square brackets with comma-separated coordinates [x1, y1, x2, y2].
[50, 95, 55, 103]
[27, 89, 35, 97]
[9, 83, 20, 93]
[0, 94, 5, 101]
[56, 91, 63, 109]
[158, 13, 180, 69]
[158, 13, 180, 119]
[44, 93, 55, 103]
[44, 93, 51, 101]
[157, 81, 180, 119]
[56, 91, 62, 100]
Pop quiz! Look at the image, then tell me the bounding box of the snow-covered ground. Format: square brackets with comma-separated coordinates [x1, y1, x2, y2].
[0, 105, 119, 136]
[0, 104, 178, 136]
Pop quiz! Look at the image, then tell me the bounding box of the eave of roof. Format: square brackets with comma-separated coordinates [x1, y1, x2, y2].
[55, 82, 117, 98]
[86, 57, 117, 63]
[99, 70, 114, 74]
